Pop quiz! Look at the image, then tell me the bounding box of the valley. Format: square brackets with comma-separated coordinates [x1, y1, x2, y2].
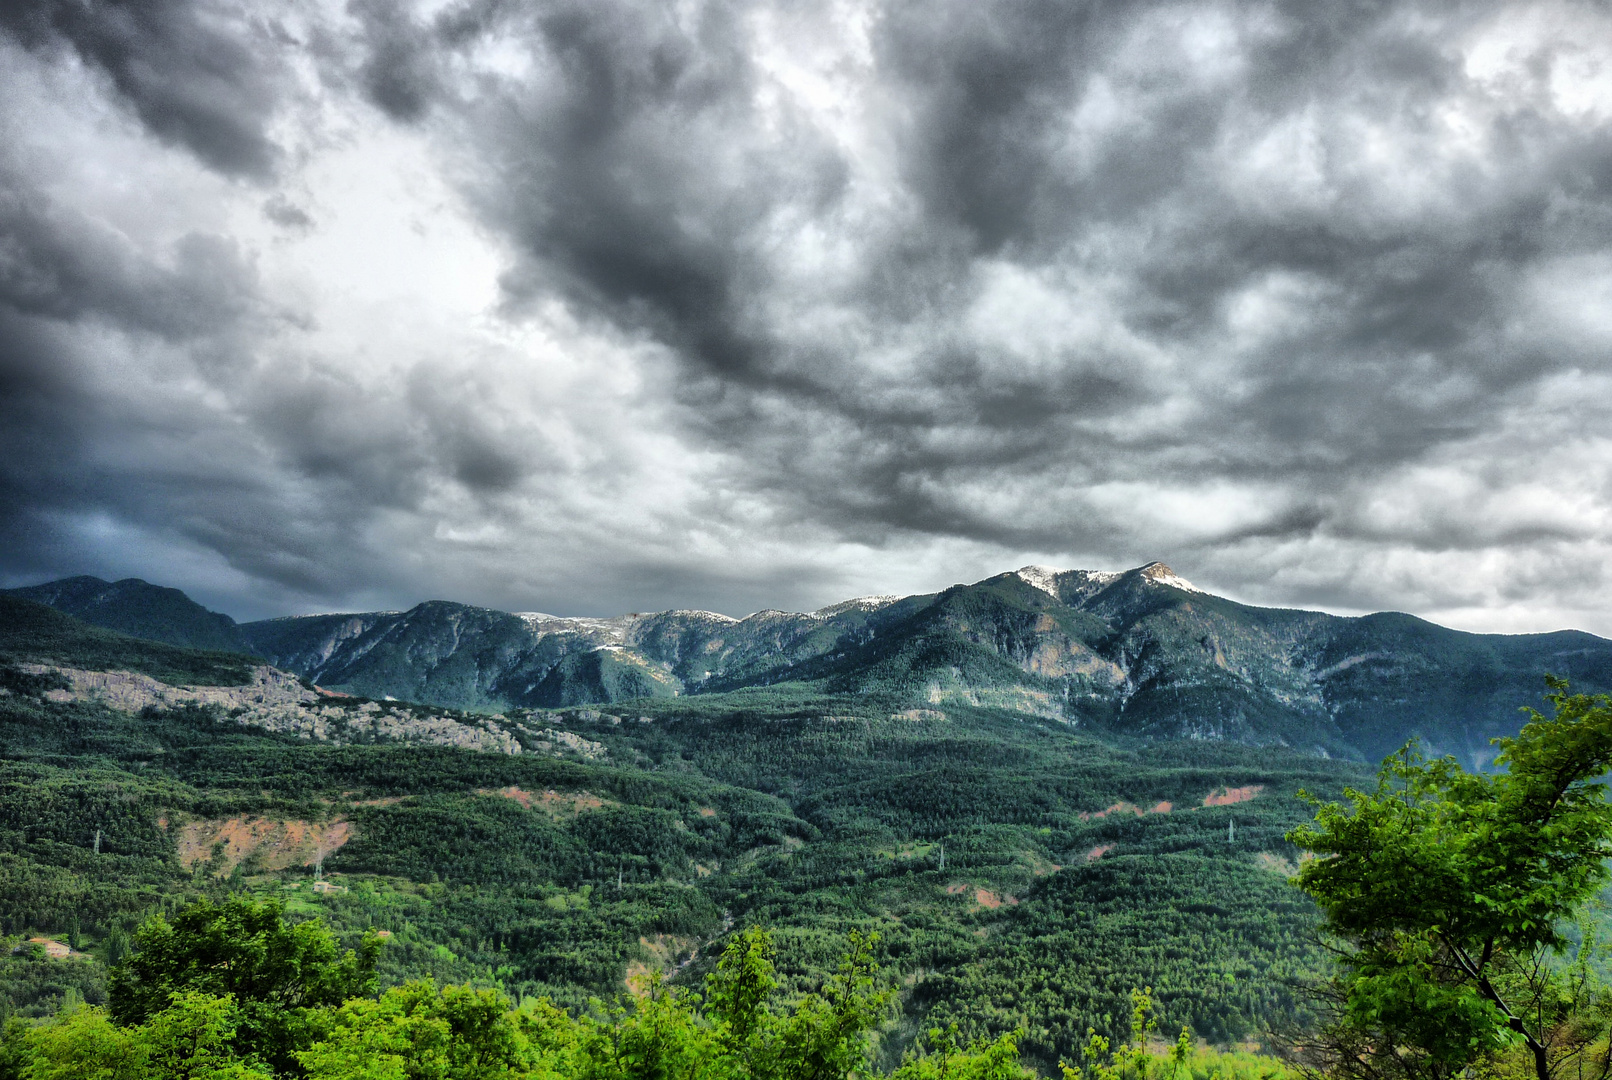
[2, 566, 1604, 1071]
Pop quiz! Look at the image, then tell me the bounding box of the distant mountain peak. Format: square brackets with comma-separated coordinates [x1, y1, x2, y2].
[3, 574, 246, 653]
[1136, 562, 1201, 593]
[811, 595, 901, 618]
[1014, 565, 1067, 597]
[515, 612, 637, 641]
[664, 609, 741, 624]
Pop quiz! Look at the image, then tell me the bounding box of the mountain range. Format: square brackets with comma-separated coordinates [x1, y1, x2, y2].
[10, 563, 1611, 763]
[5, 564, 1607, 1060]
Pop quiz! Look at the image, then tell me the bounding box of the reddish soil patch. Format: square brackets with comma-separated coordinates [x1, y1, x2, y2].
[1083, 799, 1160, 825]
[176, 816, 351, 873]
[697, 807, 717, 818]
[974, 888, 1018, 909]
[944, 882, 1018, 908]
[484, 785, 535, 809]
[1203, 785, 1264, 807]
[1085, 843, 1114, 862]
[1080, 801, 1153, 821]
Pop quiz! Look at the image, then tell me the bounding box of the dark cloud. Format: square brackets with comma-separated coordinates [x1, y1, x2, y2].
[0, 180, 259, 338]
[3, 0, 1612, 631]
[348, 0, 441, 122]
[0, 0, 291, 177]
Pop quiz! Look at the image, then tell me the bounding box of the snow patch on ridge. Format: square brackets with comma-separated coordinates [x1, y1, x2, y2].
[1138, 563, 1202, 593]
[514, 612, 637, 641]
[515, 612, 561, 626]
[1015, 566, 1066, 598]
[664, 610, 739, 624]
[812, 595, 900, 619]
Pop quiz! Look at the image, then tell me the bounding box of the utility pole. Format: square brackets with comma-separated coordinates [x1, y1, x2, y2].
[938, 843, 945, 871]
[93, 828, 101, 855]
[1227, 818, 1236, 844]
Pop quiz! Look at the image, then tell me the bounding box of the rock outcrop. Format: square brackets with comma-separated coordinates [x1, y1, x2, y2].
[25, 663, 604, 759]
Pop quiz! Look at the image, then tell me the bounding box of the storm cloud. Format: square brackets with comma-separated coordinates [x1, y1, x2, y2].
[2, 0, 1611, 632]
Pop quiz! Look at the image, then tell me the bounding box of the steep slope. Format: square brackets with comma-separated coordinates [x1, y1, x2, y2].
[20, 564, 1612, 761]
[3, 577, 250, 653]
[236, 596, 937, 713]
[0, 595, 257, 686]
[0, 599, 602, 758]
[1303, 615, 1612, 766]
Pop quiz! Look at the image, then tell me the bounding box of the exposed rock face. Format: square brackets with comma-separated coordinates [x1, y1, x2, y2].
[38, 663, 316, 713]
[219, 563, 1612, 760]
[24, 663, 604, 759]
[20, 559, 1612, 762]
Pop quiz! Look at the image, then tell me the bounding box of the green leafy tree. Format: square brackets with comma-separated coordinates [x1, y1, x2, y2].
[18, 991, 270, 1080]
[890, 1022, 1031, 1080]
[761, 930, 893, 1080]
[1060, 987, 1171, 1080]
[704, 927, 776, 1056]
[110, 898, 380, 1076]
[136, 992, 272, 1080]
[1288, 680, 1612, 1080]
[604, 972, 712, 1080]
[299, 980, 540, 1080]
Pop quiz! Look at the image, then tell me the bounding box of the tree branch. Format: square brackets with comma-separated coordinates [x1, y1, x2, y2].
[1441, 933, 1550, 1080]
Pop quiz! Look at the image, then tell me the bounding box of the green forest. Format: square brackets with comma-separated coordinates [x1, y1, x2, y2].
[8, 609, 1612, 1078]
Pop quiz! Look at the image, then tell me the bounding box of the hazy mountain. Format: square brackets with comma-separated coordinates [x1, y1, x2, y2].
[0, 595, 259, 687]
[16, 563, 1612, 762]
[2, 576, 250, 654]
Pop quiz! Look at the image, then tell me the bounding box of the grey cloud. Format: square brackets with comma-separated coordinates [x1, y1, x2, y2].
[262, 195, 314, 230]
[6, 0, 1612, 631]
[0, 0, 290, 178]
[0, 155, 538, 612]
[0, 183, 260, 340]
[471, 0, 851, 387]
[348, 0, 442, 122]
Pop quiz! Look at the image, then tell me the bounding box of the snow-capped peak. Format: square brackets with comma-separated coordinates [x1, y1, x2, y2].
[1014, 565, 1066, 598]
[515, 612, 560, 626]
[514, 612, 637, 641]
[664, 609, 739, 624]
[1138, 563, 1201, 593]
[811, 595, 900, 619]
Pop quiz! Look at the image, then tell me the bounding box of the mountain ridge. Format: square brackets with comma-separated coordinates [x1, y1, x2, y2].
[10, 563, 1612, 763]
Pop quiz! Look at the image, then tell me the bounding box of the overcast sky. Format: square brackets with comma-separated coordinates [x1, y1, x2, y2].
[3, 0, 1611, 631]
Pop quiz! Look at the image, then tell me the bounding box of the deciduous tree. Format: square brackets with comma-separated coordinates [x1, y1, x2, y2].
[1288, 680, 1612, 1080]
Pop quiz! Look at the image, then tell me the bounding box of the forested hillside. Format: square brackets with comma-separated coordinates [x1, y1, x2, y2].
[0, 601, 1376, 1071]
[3, 577, 252, 654]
